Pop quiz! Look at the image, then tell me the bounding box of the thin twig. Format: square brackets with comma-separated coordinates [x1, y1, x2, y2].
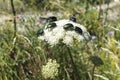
[10, 0, 17, 38]
[9, 0, 17, 59]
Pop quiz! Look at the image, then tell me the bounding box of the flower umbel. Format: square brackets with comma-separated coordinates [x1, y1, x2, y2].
[42, 59, 60, 79]
[38, 19, 90, 46]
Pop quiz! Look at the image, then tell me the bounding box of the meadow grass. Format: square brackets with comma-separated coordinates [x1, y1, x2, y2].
[0, 0, 120, 80]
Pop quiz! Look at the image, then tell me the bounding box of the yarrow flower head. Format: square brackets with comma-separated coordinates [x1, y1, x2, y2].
[38, 18, 91, 46]
[42, 59, 60, 79]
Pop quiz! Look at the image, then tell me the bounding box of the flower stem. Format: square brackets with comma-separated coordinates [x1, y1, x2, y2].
[91, 65, 96, 80]
[9, 0, 17, 59]
[10, 0, 17, 38]
[67, 47, 81, 79]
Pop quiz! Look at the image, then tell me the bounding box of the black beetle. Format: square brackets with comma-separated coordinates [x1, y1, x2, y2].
[37, 29, 44, 36]
[39, 16, 57, 23]
[75, 26, 83, 34]
[46, 16, 57, 22]
[69, 15, 76, 22]
[63, 23, 74, 31]
[45, 22, 57, 29]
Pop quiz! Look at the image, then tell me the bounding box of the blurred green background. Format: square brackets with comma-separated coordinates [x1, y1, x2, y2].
[0, 0, 120, 80]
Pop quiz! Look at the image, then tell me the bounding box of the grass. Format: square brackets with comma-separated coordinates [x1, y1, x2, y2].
[0, 0, 120, 80]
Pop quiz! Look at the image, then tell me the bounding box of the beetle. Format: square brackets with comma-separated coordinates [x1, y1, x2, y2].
[46, 16, 57, 22]
[69, 15, 76, 22]
[63, 23, 74, 31]
[74, 26, 83, 34]
[45, 22, 57, 29]
[39, 16, 57, 23]
[37, 29, 44, 36]
[38, 16, 91, 41]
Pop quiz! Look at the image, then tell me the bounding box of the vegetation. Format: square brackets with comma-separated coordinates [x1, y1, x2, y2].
[0, 0, 120, 80]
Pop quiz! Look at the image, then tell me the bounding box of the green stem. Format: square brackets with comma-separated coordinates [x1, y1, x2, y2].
[67, 47, 81, 79]
[91, 65, 96, 80]
[10, 0, 17, 38]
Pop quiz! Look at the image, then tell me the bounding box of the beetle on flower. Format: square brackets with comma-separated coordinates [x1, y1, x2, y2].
[37, 16, 91, 46]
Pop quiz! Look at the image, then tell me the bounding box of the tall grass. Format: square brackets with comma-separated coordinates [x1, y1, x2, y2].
[0, 0, 120, 80]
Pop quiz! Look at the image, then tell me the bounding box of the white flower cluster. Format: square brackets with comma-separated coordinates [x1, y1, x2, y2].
[42, 59, 60, 79]
[38, 20, 90, 46]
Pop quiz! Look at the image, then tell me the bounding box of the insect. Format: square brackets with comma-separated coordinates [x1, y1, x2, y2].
[46, 16, 57, 22]
[63, 23, 74, 31]
[45, 22, 57, 29]
[37, 29, 44, 36]
[39, 16, 57, 23]
[38, 15, 91, 41]
[69, 15, 76, 22]
[75, 26, 83, 34]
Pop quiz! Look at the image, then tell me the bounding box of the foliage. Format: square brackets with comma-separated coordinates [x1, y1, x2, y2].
[20, 0, 46, 11]
[0, 0, 25, 14]
[0, 0, 120, 80]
